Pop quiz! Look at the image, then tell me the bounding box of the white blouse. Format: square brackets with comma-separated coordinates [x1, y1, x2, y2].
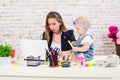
[51, 41, 61, 51]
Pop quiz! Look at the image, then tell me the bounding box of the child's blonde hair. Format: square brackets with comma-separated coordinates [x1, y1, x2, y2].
[76, 16, 91, 29]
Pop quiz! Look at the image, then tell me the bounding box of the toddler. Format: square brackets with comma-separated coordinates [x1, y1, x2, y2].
[72, 16, 94, 61]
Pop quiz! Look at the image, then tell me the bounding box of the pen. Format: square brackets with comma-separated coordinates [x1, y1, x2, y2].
[68, 40, 73, 48]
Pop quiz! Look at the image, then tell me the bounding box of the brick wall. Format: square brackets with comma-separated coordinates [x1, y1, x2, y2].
[0, 0, 120, 57]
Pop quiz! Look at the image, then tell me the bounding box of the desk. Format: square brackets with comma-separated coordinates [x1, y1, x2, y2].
[0, 64, 120, 80]
[0, 56, 120, 80]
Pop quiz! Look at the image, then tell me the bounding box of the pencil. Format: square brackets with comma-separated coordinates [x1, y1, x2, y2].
[68, 40, 73, 48]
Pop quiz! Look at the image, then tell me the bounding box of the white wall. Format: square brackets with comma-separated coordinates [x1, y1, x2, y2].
[0, 0, 120, 57]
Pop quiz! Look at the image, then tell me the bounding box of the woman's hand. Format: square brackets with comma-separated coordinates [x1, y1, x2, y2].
[62, 50, 76, 62]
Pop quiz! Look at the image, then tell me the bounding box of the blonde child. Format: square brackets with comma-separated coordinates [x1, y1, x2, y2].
[72, 16, 94, 61]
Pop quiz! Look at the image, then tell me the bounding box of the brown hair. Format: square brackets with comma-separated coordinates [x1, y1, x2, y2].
[45, 11, 67, 42]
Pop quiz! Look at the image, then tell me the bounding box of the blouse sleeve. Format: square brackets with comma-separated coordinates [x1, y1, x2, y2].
[61, 30, 76, 51]
[67, 30, 76, 41]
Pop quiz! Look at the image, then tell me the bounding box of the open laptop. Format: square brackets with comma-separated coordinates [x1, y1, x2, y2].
[20, 39, 48, 61]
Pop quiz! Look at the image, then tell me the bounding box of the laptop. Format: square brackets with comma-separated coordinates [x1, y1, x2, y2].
[20, 39, 48, 61]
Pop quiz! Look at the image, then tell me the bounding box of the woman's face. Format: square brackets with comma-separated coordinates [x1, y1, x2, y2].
[48, 18, 61, 33]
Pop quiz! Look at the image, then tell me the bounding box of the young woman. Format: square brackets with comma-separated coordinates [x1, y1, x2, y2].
[42, 11, 76, 62]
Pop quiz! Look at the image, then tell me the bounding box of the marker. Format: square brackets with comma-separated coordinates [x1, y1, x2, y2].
[49, 51, 55, 66]
[45, 48, 54, 66]
[68, 40, 73, 48]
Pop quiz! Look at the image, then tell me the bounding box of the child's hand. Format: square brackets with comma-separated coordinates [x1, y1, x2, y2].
[72, 47, 78, 51]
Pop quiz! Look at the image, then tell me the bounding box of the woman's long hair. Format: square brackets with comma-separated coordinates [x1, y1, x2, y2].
[45, 11, 67, 42]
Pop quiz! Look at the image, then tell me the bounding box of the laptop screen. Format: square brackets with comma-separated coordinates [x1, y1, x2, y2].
[20, 39, 48, 60]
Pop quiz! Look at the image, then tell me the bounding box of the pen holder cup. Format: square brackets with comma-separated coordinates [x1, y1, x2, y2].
[46, 51, 58, 67]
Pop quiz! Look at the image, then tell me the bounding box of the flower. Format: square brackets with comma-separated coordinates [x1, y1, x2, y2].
[107, 25, 119, 44]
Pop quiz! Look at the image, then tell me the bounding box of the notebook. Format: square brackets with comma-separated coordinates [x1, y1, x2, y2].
[20, 39, 48, 60]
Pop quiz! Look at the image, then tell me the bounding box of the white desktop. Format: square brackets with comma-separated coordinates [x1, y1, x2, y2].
[0, 56, 120, 80]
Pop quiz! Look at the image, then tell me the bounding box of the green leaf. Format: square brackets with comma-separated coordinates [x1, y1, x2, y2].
[0, 44, 12, 57]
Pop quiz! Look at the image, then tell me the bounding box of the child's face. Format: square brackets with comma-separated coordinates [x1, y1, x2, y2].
[74, 24, 87, 35]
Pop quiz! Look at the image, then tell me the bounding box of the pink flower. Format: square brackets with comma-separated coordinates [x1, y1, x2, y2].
[107, 25, 119, 44]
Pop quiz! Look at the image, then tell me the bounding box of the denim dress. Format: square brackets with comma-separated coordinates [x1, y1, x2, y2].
[74, 34, 94, 61]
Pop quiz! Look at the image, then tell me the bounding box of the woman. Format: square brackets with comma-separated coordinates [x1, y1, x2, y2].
[42, 11, 76, 61]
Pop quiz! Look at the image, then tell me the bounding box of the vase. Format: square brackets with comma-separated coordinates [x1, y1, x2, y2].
[115, 44, 120, 57]
[0, 57, 11, 65]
